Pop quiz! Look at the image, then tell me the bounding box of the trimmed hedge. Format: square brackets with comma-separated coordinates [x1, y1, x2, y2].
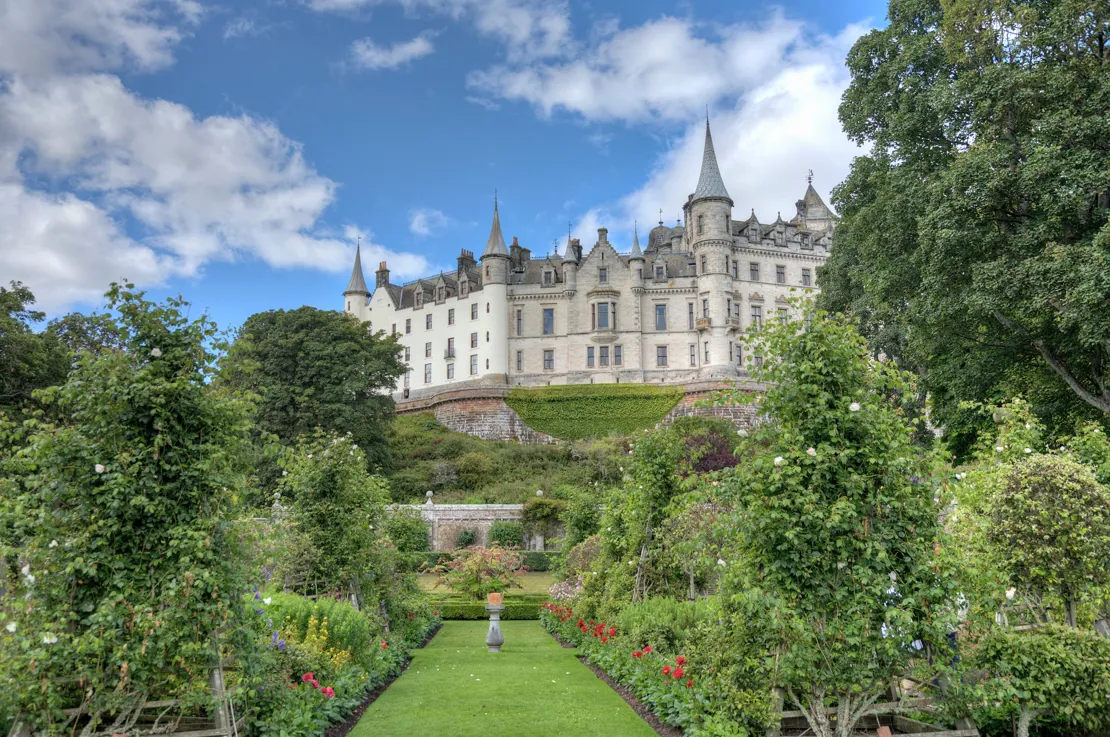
[436, 601, 541, 620]
[505, 384, 684, 440]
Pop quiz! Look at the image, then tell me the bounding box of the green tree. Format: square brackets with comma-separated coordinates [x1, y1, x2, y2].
[729, 304, 955, 736]
[221, 307, 405, 473]
[0, 281, 67, 413]
[0, 284, 252, 730]
[45, 310, 126, 359]
[821, 0, 1110, 451]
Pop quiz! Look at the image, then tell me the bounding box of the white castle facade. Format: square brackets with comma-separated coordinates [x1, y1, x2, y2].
[343, 122, 835, 400]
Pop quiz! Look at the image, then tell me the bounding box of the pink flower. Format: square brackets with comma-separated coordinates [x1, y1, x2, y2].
[662, 665, 672, 676]
[301, 672, 314, 683]
[322, 686, 335, 699]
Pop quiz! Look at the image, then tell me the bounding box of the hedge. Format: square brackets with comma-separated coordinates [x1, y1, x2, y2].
[432, 598, 545, 620]
[505, 384, 684, 440]
[410, 551, 563, 572]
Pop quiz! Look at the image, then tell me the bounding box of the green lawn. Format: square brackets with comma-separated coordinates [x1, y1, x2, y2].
[350, 621, 655, 737]
[417, 571, 554, 596]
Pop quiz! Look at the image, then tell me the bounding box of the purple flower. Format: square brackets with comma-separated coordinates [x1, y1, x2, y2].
[278, 640, 285, 651]
[263, 567, 272, 581]
[257, 608, 264, 615]
[253, 592, 261, 600]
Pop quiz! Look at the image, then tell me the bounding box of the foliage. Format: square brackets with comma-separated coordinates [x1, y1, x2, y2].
[0, 284, 253, 730]
[264, 593, 378, 670]
[985, 454, 1110, 624]
[425, 545, 526, 600]
[278, 431, 391, 611]
[506, 383, 684, 440]
[0, 281, 67, 414]
[561, 487, 602, 549]
[455, 451, 496, 490]
[521, 550, 561, 572]
[384, 507, 430, 553]
[454, 527, 477, 549]
[432, 600, 543, 620]
[522, 496, 567, 537]
[563, 536, 602, 579]
[489, 520, 524, 549]
[220, 306, 405, 473]
[45, 311, 126, 359]
[729, 304, 955, 736]
[819, 0, 1110, 450]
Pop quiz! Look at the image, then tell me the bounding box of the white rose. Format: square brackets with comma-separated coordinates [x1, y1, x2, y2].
[1024, 448, 1032, 454]
[995, 446, 1004, 452]
[1005, 587, 1016, 601]
[716, 558, 726, 567]
[150, 347, 162, 357]
[262, 597, 272, 605]
[807, 447, 816, 456]
[48, 540, 58, 548]
[282, 470, 288, 476]
[774, 456, 784, 467]
[94, 464, 105, 474]
[42, 633, 58, 645]
[849, 402, 861, 412]
[20, 565, 30, 576]
[5, 622, 15, 633]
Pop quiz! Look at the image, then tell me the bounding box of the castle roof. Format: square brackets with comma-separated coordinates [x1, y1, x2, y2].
[691, 119, 732, 204]
[482, 201, 509, 258]
[344, 244, 369, 294]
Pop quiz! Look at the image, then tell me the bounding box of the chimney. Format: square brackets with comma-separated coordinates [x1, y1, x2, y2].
[457, 248, 476, 274]
[570, 238, 583, 263]
[597, 227, 608, 245]
[376, 261, 390, 289]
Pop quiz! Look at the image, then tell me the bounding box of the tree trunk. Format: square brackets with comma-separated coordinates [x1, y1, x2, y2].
[1016, 707, 1037, 737]
[1066, 596, 1077, 628]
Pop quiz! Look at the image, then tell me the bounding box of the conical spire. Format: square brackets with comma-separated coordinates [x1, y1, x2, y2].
[344, 242, 369, 294]
[630, 222, 643, 259]
[691, 119, 732, 204]
[482, 197, 509, 258]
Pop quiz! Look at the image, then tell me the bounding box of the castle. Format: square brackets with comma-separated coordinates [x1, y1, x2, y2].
[343, 121, 834, 401]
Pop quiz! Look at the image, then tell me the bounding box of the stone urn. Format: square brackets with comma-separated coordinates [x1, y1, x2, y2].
[485, 592, 505, 652]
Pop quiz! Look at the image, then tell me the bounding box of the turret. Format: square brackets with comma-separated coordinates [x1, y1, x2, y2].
[480, 199, 510, 285]
[343, 243, 370, 321]
[479, 199, 510, 377]
[629, 224, 644, 288]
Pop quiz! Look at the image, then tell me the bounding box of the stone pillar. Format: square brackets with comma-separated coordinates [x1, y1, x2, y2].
[486, 595, 505, 652]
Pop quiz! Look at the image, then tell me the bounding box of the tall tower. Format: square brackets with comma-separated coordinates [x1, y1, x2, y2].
[480, 200, 511, 378]
[343, 242, 370, 322]
[688, 119, 734, 376]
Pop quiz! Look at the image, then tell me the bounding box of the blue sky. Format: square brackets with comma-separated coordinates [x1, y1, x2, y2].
[0, 0, 885, 331]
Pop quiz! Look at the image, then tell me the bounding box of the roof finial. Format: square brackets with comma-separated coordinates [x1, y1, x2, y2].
[494, 188, 498, 211]
[658, 208, 663, 226]
[807, 169, 813, 186]
[706, 105, 709, 124]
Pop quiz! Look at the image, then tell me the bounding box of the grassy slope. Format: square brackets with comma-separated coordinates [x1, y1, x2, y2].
[350, 621, 655, 737]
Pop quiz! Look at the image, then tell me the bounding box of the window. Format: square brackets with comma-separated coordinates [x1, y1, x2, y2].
[637, 268, 643, 280]
[702, 299, 709, 318]
[729, 342, 733, 362]
[655, 265, 665, 279]
[425, 342, 432, 358]
[405, 318, 411, 334]
[448, 308, 455, 325]
[404, 347, 411, 362]
[704, 342, 710, 362]
[599, 268, 608, 283]
[516, 351, 523, 371]
[471, 303, 479, 319]
[587, 347, 595, 367]
[656, 346, 668, 366]
[485, 265, 490, 278]
[689, 344, 697, 367]
[404, 370, 411, 389]
[470, 354, 478, 375]
[776, 265, 786, 284]
[516, 309, 523, 336]
[778, 308, 789, 324]
[424, 363, 432, 383]
[614, 345, 622, 366]
[725, 256, 729, 275]
[597, 303, 609, 329]
[416, 292, 423, 307]
[600, 346, 609, 366]
[749, 262, 759, 281]
[391, 323, 396, 334]
[733, 302, 741, 318]
[470, 332, 478, 349]
[754, 354, 764, 368]
[735, 343, 743, 366]
[347, 301, 350, 312]
[437, 286, 445, 301]
[802, 268, 812, 287]
[700, 256, 706, 274]
[447, 363, 455, 379]
[732, 260, 738, 278]
[486, 331, 489, 342]
[726, 298, 731, 317]
[696, 214, 704, 235]
[543, 308, 554, 335]
[543, 270, 553, 285]
[425, 314, 432, 329]
[655, 304, 667, 331]
[687, 303, 694, 329]
[486, 302, 490, 313]
[460, 281, 468, 297]
[447, 337, 455, 357]
[750, 305, 762, 330]
[544, 350, 554, 370]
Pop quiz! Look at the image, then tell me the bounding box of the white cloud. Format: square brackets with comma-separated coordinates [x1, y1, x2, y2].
[0, 0, 201, 78]
[308, 0, 570, 63]
[0, 0, 430, 312]
[224, 16, 270, 40]
[351, 34, 435, 71]
[408, 208, 450, 236]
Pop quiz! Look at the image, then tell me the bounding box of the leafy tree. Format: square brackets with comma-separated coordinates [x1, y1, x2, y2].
[384, 507, 430, 553]
[0, 281, 67, 413]
[729, 304, 955, 736]
[820, 0, 1110, 451]
[45, 311, 126, 359]
[221, 307, 404, 473]
[0, 285, 252, 730]
[426, 545, 526, 600]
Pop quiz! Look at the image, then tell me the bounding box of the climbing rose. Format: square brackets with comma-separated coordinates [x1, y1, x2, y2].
[150, 347, 162, 357]
[662, 666, 672, 675]
[774, 456, 784, 467]
[807, 447, 816, 456]
[94, 464, 105, 474]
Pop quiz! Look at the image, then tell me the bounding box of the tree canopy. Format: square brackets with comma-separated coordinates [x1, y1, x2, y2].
[819, 0, 1110, 452]
[220, 306, 405, 473]
[0, 282, 67, 414]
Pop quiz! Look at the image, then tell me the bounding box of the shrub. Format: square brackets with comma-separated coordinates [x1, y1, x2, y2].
[385, 508, 430, 553]
[435, 601, 541, 620]
[425, 545, 527, 599]
[455, 527, 478, 549]
[522, 496, 567, 537]
[264, 592, 376, 671]
[456, 451, 497, 490]
[522, 551, 562, 572]
[563, 536, 602, 578]
[506, 384, 684, 440]
[561, 488, 602, 548]
[489, 520, 524, 549]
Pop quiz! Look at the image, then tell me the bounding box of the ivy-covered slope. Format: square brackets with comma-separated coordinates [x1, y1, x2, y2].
[505, 384, 684, 440]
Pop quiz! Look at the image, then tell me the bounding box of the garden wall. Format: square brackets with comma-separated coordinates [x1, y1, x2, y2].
[405, 503, 564, 552]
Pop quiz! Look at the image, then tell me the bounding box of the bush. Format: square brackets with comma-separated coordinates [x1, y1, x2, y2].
[435, 601, 542, 620]
[564, 536, 602, 578]
[385, 508, 430, 553]
[489, 520, 524, 549]
[455, 527, 478, 549]
[522, 551, 563, 572]
[265, 592, 377, 670]
[425, 545, 527, 599]
[562, 488, 601, 549]
[522, 496, 567, 537]
[456, 451, 497, 490]
[506, 384, 684, 440]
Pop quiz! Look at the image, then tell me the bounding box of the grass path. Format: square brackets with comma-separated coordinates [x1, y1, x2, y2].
[349, 621, 655, 737]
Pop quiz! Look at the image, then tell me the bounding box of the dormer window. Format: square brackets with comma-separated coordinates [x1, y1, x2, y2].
[543, 270, 553, 285]
[599, 268, 608, 283]
[437, 286, 445, 301]
[655, 265, 665, 280]
[416, 292, 423, 307]
[460, 281, 468, 297]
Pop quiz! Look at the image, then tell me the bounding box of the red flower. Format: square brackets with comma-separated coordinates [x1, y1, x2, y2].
[608, 627, 616, 637]
[685, 679, 694, 688]
[322, 686, 335, 699]
[580, 626, 587, 632]
[433, 611, 439, 616]
[288, 684, 296, 690]
[600, 635, 608, 644]
[311, 679, 320, 689]
[662, 665, 672, 676]
[577, 619, 584, 627]
[632, 650, 642, 658]
[409, 613, 415, 619]
[643, 645, 652, 654]
[589, 620, 595, 626]
[673, 667, 685, 679]
[301, 672, 314, 683]
[381, 640, 388, 649]
[675, 655, 686, 666]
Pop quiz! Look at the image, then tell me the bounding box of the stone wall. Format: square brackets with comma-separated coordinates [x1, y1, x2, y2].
[660, 387, 762, 430]
[404, 503, 563, 551]
[433, 397, 555, 443]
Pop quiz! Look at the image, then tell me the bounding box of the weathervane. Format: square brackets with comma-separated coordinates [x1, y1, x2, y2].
[658, 208, 663, 226]
[807, 169, 814, 186]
